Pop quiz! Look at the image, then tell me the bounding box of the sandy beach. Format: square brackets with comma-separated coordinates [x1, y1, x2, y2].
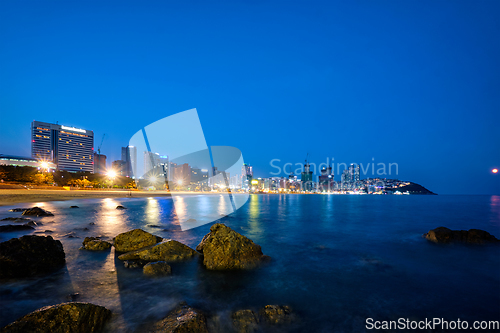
[0, 189, 180, 206]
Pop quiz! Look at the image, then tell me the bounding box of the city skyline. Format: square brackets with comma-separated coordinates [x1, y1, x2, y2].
[0, 1, 499, 194]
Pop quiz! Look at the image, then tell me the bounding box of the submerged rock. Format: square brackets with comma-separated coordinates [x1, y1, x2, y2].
[232, 309, 260, 333]
[143, 261, 172, 277]
[259, 305, 294, 325]
[0, 224, 35, 232]
[425, 227, 500, 244]
[196, 223, 267, 270]
[118, 239, 197, 262]
[70, 206, 79, 209]
[116, 205, 127, 210]
[123, 260, 148, 269]
[1, 217, 31, 222]
[150, 302, 209, 333]
[81, 237, 112, 251]
[113, 229, 163, 253]
[0, 302, 111, 333]
[0, 235, 65, 278]
[22, 207, 54, 217]
[8, 208, 27, 212]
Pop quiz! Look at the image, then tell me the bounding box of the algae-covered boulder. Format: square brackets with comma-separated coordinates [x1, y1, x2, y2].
[259, 305, 294, 325]
[113, 229, 162, 252]
[118, 239, 197, 262]
[22, 207, 54, 217]
[232, 309, 259, 333]
[0, 302, 111, 333]
[150, 302, 209, 333]
[0, 235, 65, 278]
[196, 223, 266, 270]
[143, 261, 172, 277]
[81, 237, 112, 251]
[425, 227, 500, 244]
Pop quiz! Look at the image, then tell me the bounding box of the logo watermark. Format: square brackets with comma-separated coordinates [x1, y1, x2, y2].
[366, 318, 499, 330]
[127, 109, 249, 230]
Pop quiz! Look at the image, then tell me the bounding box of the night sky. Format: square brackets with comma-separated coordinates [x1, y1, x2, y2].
[0, 1, 499, 194]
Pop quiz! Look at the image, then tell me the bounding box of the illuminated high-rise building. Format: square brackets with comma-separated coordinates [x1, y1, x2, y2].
[121, 146, 137, 178]
[31, 121, 94, 172]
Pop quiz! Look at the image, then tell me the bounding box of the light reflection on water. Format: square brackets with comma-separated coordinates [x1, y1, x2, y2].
[0, 195, 499, 332]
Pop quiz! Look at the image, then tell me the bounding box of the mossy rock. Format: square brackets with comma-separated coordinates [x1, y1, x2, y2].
[0, 302, 111, 333]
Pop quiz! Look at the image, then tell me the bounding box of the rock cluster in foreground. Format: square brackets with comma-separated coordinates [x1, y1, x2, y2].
[196, 223, 268, 270]
[0, 235, 65, 278]
[0, 302, 111, 333]
[425, 227, 500, 244]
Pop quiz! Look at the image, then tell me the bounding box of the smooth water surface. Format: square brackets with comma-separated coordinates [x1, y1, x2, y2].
[0, 195, 499, 332]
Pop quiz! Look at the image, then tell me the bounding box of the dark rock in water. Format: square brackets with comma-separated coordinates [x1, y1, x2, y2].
[70, 206, 79, 208]
[66, 293, 80, 302]
[123, 260, 148, 269]
[89, 222, 96, 225]
[0, 302, 111, 333]
[232, 309, 259, 333]
[116, 205, 127, 210]
[259, 305, 294, 325]
[8, 208, 27, 212]
[118, 239, 197, 262]
[143, 261, 172, 277]
[63, 232, 78, 238]
[147, 224, 162, 228]
[196, 223, 267, 270]
[150, 302, 208, 333]
[44, 230, 53, 233]
[81, 237, 112, 251]
[74, 227, 90, 231]
[0, 235, 65, 278]
[1, 217, 31, 222]
[0, 224, 35, 232]
[27, 221, 42, 227]
[425, 227, 500, 244]
[113, 229, 163, 253]
[22, 207, 54, 217]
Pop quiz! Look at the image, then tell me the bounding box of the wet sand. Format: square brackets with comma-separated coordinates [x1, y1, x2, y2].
[0, 189, 215, 206]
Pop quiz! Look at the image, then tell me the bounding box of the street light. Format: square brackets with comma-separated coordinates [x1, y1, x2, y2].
[39, 161, 49, 173]
[106, 170, 117, 178]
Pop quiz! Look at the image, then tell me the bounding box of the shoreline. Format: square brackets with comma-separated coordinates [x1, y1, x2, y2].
[0, 189, 213, 207]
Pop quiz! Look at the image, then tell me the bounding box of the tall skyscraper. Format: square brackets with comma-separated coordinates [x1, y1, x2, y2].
[121, 146, 137, 178]
[93, 153, 107, 174]
[347, 164, 360, 183]
[31, 121, 94, 172]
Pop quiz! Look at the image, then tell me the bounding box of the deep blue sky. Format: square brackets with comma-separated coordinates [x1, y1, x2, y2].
[0, 1, 499, 194]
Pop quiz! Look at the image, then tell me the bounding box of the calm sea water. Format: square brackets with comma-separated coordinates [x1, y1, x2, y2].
[0, 194, 499, 332]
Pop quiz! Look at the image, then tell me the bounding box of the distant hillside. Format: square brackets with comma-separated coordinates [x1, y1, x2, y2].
[387, 182, 436, 195]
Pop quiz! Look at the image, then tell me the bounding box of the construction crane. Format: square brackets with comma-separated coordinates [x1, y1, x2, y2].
[97, 134, 106, 155]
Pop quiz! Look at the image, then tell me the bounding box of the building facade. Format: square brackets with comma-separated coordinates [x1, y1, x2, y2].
[31, 121, 94, 172]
